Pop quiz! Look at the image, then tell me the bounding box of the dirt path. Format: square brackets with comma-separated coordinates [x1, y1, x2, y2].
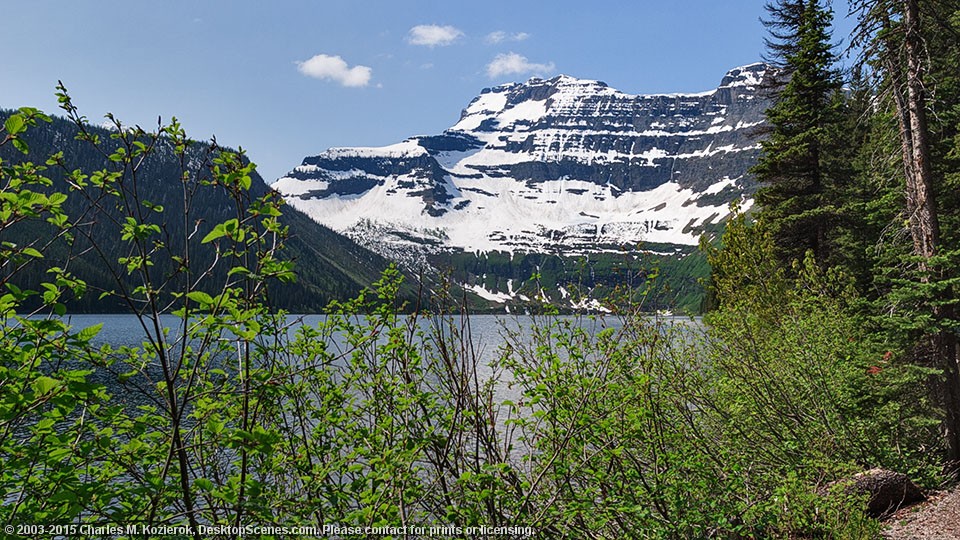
[883, 488, 960, 539]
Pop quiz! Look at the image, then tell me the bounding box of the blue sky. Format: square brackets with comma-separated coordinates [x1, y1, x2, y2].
[2, 1, 854, 182]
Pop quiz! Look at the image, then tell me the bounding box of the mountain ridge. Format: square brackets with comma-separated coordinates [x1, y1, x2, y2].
[274, 63, 771, 257]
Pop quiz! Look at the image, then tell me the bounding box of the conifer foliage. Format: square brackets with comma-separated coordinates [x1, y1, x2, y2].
[848, 0, 960, 473]
[746, 0, 960, 475]
[752, 0, 850, 268]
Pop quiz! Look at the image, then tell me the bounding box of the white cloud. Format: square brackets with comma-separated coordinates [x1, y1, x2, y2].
[407, 24, 463, 47]
[485, 31, 530, 44]
[486, 52, 555, 79]
[297, 54, 372, 87]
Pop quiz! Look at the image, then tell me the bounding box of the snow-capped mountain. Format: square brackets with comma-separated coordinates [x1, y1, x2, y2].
[274, 63, 769, 257]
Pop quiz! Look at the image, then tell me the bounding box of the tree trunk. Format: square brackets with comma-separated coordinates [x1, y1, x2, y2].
[902, 0, 940, 259]
[896, 0, 960, 473]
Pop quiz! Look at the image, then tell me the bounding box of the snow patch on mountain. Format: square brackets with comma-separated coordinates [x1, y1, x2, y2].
[275, 63, 770, 256]
[467, 284, 513, 303]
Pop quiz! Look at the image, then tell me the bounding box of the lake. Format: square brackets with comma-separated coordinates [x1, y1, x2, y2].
[58, 312, 698, 420]
[59, 312, 630, 398]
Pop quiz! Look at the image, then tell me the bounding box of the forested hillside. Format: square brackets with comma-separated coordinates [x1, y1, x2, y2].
[0, 108, 407, 312]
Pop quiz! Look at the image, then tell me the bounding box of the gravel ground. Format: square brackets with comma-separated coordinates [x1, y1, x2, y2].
[883, 488, 960, 539]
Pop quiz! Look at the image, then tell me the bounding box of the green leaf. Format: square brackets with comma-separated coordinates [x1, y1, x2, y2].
[18, 107, 50, 123]
[21, 247, 43, 258]
[77, 322, 103, 342]
[4, 114, 25, 135]
[12, 138, 29, 154]
[187, 291, 214, 305]
[195, 478, 214, 492]
[207, 418, 225, 435]
[227, 266, 250, 277]
[48, 446, 73, 461]
[33, 376, 61, 395]
[47, 192, 68, 206]
[201, 224, 226, 244]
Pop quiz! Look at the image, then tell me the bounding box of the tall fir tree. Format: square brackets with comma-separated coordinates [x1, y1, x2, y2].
[752, 0, 850, 269]
[851, 0, 960, 473]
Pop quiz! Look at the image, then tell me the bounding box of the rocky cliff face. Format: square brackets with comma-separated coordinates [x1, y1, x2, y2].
[274, 63, 771, 256]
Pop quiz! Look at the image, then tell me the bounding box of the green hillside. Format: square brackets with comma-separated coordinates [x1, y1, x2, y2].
[0, 109, 409, 312]
[438, 246, 710, 314]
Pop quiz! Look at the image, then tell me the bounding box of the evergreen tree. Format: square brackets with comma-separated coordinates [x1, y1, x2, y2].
[752, 0, 850, 268]
[850, 0, 960, 473]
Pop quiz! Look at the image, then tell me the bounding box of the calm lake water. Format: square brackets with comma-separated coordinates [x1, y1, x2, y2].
[63, 313, 631, 361]
[56, 313, 698, 414]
